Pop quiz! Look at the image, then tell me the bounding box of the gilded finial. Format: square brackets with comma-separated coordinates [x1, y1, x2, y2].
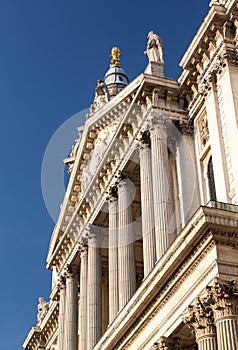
[110, 47, 121, 67]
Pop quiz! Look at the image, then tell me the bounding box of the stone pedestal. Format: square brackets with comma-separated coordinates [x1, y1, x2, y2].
[118, 178, 136, 310]
[64, 266, 78, 350]
[87, 230, 102, 349]
[108, 189, 119, 322]
[139, 134, 156, 276]
[144, 61, 164, 77]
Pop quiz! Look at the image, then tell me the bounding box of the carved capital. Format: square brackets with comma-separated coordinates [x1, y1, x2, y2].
[183, 297, 215, 339]
[138, 130, 151, 148]
[78, 237, 88, 256]
[177, 120, 194, 137]
[153, 337, 181, 350]
[58, 276, 66, 290]
[106, 185, 118, 202]
[210, 278, 238, 320]
[86, 224, 103, 246]
[65, 264, 79, 279]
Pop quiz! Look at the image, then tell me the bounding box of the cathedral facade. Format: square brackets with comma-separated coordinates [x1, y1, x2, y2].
[23, 1, 238, 349]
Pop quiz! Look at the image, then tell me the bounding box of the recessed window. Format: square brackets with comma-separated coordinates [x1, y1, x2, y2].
[207, 156, 216, 201]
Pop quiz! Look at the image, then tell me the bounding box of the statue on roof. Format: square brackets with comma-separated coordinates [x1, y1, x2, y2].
[37, 297, 49, 323]
[110, 47, 121, 67]
[145, 31, 164, 63]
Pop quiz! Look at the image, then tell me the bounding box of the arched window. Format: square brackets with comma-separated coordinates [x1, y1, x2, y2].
[207, 157, 216, 201]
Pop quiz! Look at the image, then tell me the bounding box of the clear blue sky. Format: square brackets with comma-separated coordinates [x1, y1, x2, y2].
[0, 1, 209, 349]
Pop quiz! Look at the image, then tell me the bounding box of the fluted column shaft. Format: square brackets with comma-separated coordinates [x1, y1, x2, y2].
[87, 232, 102, 349]
[139, 140, 156, 276]
[108, 195, 119, 322]
[215, 318, 238, 350]
[150, 117, 172, 260]
[118, 178, 136, 310]
[57, 280, 66, 350]
[64, 267, 78, 350]
[79, 241, 88, 350]
[196, 335, 218, 350]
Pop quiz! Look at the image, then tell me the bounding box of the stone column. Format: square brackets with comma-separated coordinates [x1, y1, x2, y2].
[87, 227, 102, 349]
[64, 266, 79, 350]
[210, 279, 238, 350]
[139, 131, 156, 276]
[57, 278, 66, 350]
[150, 114, 172, 260]
[183, 298, 218, 350]
[118, 176, 136, 310]
[108, 186, 119, 322]
[78, 239, 88, 350]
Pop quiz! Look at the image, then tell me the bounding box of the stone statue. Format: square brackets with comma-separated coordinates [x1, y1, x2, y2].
[145, 31, 164, 63]
[37, 297, 49, 323]
[90, 80, 110, 113]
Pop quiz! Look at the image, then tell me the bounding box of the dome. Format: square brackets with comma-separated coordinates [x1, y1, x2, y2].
[104, 66, 129, 86]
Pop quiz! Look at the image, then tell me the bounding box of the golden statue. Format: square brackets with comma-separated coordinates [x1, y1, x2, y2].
[110, 47, 121, 67]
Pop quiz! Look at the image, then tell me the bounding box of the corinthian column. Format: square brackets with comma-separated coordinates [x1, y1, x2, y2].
[108, 186, 119, 322]
[139, 130, 156, 276]
[118, 176, 136, 310]
[183, 298, 218, 350]
[57, 278, 66, 350]
[150, 113, 172, 261]
[78, 238, 88, 350]
[87, 227, 102, 349]
[210, 279, 238, 350]
[64, 265, 79, 350]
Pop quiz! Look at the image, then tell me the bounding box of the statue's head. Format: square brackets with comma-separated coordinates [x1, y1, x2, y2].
[148, 31, 155, 38]
[39, 297, 44, 303]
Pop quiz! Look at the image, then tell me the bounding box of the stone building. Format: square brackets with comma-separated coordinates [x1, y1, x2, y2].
[23, 1, 238, 349]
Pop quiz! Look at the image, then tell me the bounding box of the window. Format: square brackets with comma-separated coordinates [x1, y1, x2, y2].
[207, 157, 216, 201]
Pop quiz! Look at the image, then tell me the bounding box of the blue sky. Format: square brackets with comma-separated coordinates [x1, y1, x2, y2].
[0, 1, 209, 349]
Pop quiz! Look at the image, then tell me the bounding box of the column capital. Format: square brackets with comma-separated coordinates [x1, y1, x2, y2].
[77, 237, 88, 256]
[137, 130, 151, 148]
[152, 336, 181, 350]
[65, 264, 79, 279]
[86, 224, 103, 247]
[183, 297, 215, 339]
[58, 276, 66, 290]
[176, 119, 194, 137]
[106, 185, 118, 202]
[209, 278, 238, 320]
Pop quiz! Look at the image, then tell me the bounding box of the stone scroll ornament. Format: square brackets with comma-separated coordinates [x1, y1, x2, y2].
[144, 31, 164, 63]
